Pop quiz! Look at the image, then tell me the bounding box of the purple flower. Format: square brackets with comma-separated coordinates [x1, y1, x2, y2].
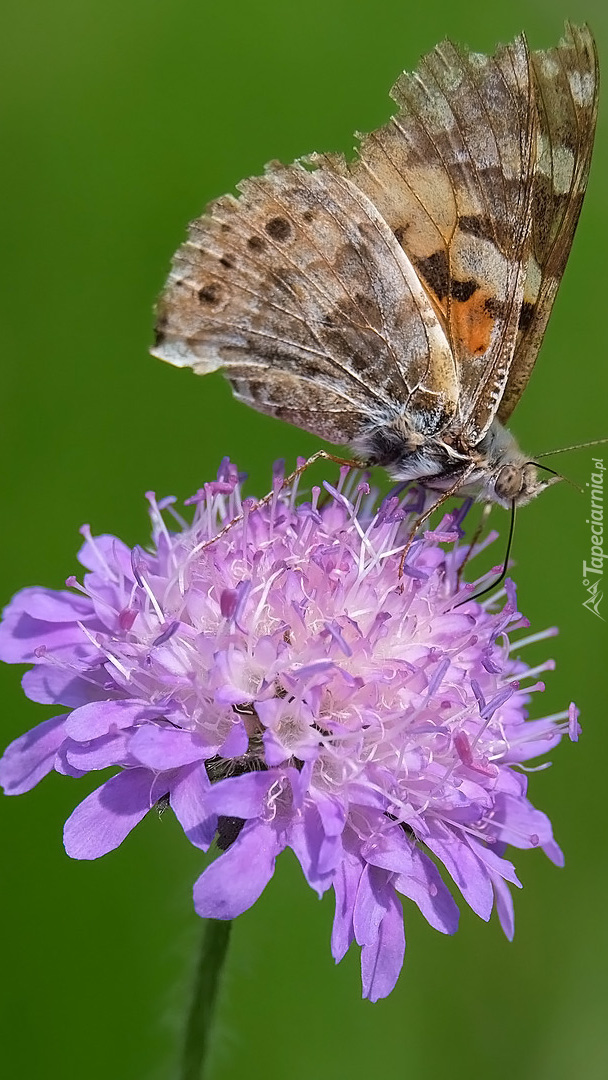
[0, 460, 579, 1000]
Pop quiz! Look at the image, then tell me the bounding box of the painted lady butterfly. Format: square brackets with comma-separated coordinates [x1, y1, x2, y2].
[151, 24, 598, 511]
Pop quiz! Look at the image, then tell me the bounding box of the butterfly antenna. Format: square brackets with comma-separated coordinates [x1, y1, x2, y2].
[455, 500, 516, 607]
[535, 436, 608, 458]
[526, 460, 583, 494]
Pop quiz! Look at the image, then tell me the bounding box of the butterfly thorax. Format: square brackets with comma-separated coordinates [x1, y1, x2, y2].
[356, 417, 548, 509]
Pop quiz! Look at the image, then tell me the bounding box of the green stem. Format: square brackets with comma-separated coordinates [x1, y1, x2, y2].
[180, 919, 232, 1080]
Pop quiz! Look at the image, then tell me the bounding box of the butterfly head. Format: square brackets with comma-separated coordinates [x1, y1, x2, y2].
[490, 461, 549, 506]
[472, 422, 561, 508]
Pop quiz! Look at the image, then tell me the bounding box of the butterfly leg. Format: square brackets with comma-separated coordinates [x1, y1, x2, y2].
[456, 503, 493, 585]
[398, 469, 476, 578]
[275, 449, 361, 488]
[198, 449, 362, 553]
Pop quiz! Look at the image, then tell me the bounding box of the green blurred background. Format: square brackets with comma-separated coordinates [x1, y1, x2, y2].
[1, 1, 607, 1077]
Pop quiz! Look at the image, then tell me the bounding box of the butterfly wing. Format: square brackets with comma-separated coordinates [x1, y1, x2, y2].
[497, 23, 599, 423]
[151, 26, 597, 455]
[151, 161, 455, 444]
[337, 32, 538, 446]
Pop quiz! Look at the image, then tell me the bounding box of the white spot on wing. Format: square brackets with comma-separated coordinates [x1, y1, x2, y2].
[452, 235, 509, 292]
[568, 70, 595, 107]
[536, 54, 560, 79]
[537, 136, 575, 194]
[524, 255, 542, 302]
[468, 52, 488, 69]
[150, 340, 223, 373]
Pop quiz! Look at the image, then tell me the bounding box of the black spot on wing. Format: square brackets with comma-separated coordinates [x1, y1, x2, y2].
[265, 216, 292, 241]
[198, 283, 220, 304]
[413, 250, 449, 301]
[518, 301, 536, 332]
[458, 215, 496, 242]
[451, 279, 478, 303]
[483, 296, 508, 319]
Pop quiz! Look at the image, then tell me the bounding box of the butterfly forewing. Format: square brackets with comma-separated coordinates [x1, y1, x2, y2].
[497, 23, 599, 423]
[339, 33, 537, 444]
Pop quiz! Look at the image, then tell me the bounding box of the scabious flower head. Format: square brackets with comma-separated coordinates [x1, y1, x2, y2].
[0, 459, 579, 1000]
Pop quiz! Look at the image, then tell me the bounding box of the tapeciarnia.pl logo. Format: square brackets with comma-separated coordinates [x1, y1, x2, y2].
[582, 458, 605, 620]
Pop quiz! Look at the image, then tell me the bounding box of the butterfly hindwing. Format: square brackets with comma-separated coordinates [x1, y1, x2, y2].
[153, 161, 456, 443]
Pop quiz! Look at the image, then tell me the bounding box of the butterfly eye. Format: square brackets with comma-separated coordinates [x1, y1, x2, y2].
[494, 464, 524, 501]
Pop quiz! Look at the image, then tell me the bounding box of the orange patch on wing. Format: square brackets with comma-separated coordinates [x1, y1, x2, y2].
[452, 290, 496, 357]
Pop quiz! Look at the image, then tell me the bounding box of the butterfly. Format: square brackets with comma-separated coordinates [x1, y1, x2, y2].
[151, 23, 598, 512]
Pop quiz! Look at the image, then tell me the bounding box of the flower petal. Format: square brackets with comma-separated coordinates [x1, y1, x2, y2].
[63, 768, 160, 859]
[77, 532, 133, 577]
[331, 853, 361, 962]
[489, 871, 515, 940]
[490, 793, 555, 851]
[393, 848, 460, 935]
[13, 586, 94, 623]
[0, 612, 91, 663]
[359, 821, 459, 935]
[218, 720, 248, 758]
[0, 714, 68, 794]
[360, 892, 406, 1002]
[425, 833, 494, 921]
[65, 699, 166, 741]
[353, 864, 389, 947]
[193, 821, 282, 919]
[128, 724, 212, 768]
[65, 733, 132, 771]
[170, 762, 216, 850]
[204, 771, 275, 818]
[21, 664, 108, 708]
